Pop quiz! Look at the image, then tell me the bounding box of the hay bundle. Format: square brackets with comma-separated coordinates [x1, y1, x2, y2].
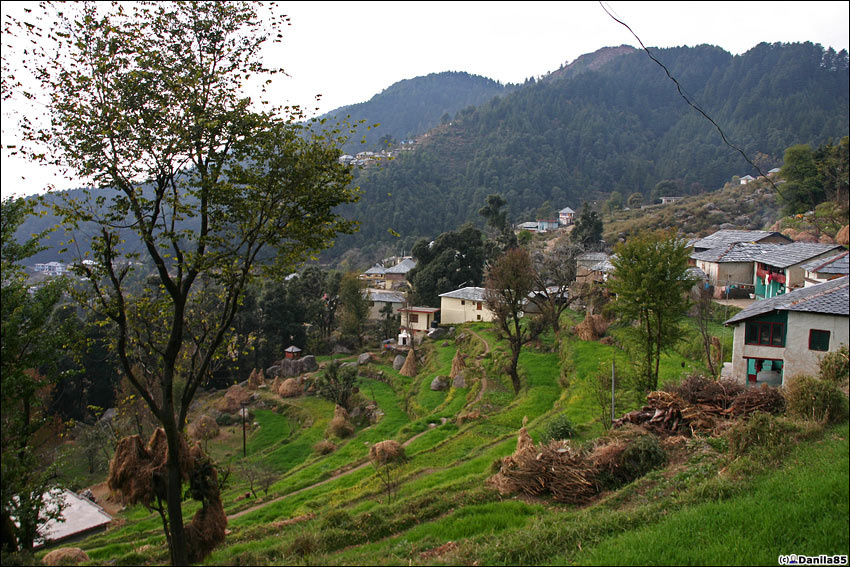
[368, 440, 406, 466]
[818, 233, 836, 244]
[456, 410, 482, 426]
[450, 350, 466, 379]
[836, 225, 850, 246]
[795, 231, 819, 243]
[247, 368, 260, 390]
[328, 404, 354, 438]
[278, 378, 302, 398]
[108, 429, 191, 506]
[41, 547, 90, 566]
[183, 443, 227, 563]
[271, 377, 281, 393]
[217, 384, 251, 414]
[728, 384, 785, 417]
[189, 415, 220, 442]
[545, 443, 598, 504]
[781, 227, 798, 240]
[399, 348, 417, 377]
[574, 313, 608, 341]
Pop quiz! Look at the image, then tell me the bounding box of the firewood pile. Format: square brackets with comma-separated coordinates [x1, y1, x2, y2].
[614, 377, 783, 435]
[489, 422, 659, 505]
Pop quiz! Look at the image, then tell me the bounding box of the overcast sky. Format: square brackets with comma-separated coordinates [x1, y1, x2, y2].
[2, 1, 848, 198]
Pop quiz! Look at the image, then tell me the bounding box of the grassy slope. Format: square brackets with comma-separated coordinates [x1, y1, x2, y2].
[57, 314, 848, 566]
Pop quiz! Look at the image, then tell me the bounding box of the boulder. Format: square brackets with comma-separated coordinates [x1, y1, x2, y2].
[357, 352, 372, 365]
[452, 372, 467, 389]
[430, 376, 449, 391]
[332, 344, 353, 355]
[427, 327, 447, 340]
[392, 355, 406, 371]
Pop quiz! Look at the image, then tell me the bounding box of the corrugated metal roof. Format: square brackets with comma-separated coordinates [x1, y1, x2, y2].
[439, 286, 487, 301]
[800, 250, 849, 275]
[725, 276, 849, 324]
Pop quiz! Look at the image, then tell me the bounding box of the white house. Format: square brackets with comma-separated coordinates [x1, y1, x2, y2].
[739, 175, 755, 184]
[438, 287, 496, 324]
[399, 306, 439, 336]
[558, 207, 576, 225]
[725, 276, 848, 386]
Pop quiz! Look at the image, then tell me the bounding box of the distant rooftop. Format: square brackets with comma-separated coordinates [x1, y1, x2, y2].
[385, 257, 417, 274]
[439, 287, 487, 301]
[800, 250, 849, 275]
[692, 242, 842, 267]
[689, 230, 790, 251]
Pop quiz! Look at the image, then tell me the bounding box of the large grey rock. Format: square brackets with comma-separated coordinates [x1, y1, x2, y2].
[393, 355, 406, 371]
[357, 353, 372, 365]
[300, 355, 318, 373]
[430, 376, 449, 391]
[427, 327, 447, 340]
[332, 344, 353, 355]
[452, 372, 467, 389]
[273, 355, 318, 377]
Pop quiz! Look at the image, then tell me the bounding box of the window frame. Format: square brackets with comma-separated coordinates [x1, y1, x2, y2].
[744, 321, 785, 347]
[808, 329, 831, 351]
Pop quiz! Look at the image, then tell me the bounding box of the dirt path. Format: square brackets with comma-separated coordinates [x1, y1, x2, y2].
[227, 427, 432, 520]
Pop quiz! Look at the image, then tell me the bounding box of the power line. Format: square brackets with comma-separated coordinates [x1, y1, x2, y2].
[597, 1, 790, 202]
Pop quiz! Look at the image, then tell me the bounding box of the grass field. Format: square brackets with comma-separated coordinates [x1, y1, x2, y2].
[35, 310, 849, 566]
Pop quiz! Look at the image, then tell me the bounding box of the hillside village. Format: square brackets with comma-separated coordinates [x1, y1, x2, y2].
[2, 4, 848, 566]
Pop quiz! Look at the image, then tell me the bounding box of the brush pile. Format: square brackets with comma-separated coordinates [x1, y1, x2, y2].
[489, 423, 662, 505]
[574, 313, 608, 341]
[613, 376, 783, 435]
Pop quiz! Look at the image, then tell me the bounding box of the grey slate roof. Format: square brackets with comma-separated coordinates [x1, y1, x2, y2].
[385, 257, 416, 274]
[365, 289, 406, 303]
[689, 230, 790, 251]
[559, 207, 575, 214]
[725, 276, 849, 324]
[692, 242, 842, 267]
[439, 286, 487, 302]
[578, 252, 609, 262]
[364, 264, 386, 275]
[800, 250, 849, 275]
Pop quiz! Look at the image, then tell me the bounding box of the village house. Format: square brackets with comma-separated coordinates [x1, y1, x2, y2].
[689, 229, 791, 254]
[558, 207, 575, 225]
[438, 287, 496, 324]
[364, 288, 406, 320]
[739, 174, 755, 184]
[383, 257, 416, 289]
[725, 276, 848, 386]
[536, 219, 560, 232]
[751, 242, 844, 299]
[801, 250, 849, 287]
[360, 257, 417, 290]
[398, 306, 439, 337]
[659, 196, 684, 205]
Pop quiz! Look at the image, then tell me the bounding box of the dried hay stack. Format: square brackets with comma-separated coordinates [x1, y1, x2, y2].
[278, 378, 302, 398]
[217, 384, 251, 414]
[42, 547, 90, 566]
[328, 404, 354, 438]
[247, 368, 262, 390]
[189, 415, 220, 442]
[183, 444, 226, 564]
[450, 350, 466, 379]
[399, 348, 417, 377]
[836, 225, 849, 246]
[368, 440, 406, 466]
[574, 313, 608, 341]
[271, 377, 281, 393]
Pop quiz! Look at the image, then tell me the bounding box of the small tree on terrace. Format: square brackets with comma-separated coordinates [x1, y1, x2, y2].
[485, 247, 538, 394]
[528, 240, 583, 337]
[14, 3, 359, 564]
[606, 231, 696, 392]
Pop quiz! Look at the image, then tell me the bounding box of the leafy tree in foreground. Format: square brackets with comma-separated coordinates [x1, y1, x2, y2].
[17, 3, 359, 564]
[485, 247, 538, 394]
[0, 198, 70, 552]
[606, 231, 696, 392]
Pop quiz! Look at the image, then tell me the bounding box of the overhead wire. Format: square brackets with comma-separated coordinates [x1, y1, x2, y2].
[597, 1, 790, 202]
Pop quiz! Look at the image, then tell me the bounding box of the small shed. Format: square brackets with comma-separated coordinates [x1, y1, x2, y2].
[284, 345, 302, 360]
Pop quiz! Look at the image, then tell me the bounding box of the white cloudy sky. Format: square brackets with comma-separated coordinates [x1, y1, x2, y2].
[2, 1, 848, 198]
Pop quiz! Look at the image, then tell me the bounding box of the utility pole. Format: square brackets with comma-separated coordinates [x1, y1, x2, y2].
[241, 401, 248, 458]
[611, 356, 616, 423]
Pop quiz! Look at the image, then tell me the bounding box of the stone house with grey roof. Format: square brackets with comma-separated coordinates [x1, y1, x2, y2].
[689, 229, 791, 254]
[364, 289, 406, 320]
[801, 251, 849, 287]
[725, 276, 848, 386]
[438, 287, 496, 324]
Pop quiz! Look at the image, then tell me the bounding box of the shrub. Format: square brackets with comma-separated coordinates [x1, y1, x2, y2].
[818, 344, 849, 385]
[313, 439, 336, 455]
[726, 411, 801, 460]
[215, 412, 234, 426]
[321, 509, 353, 530]
[541, 413, 575, 442]
[288, 533, 318, 557]
[618, 434, 666, 482]
[783, 374, 848, 424]
[354, 511, 390, 539]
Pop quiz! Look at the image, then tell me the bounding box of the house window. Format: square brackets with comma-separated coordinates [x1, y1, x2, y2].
[461, 300, 465, 305]
[809, 329, 831, 351]
[409, 313, 419, 324]
[745, 321, 784, 347]
[476, 302, 482, 310]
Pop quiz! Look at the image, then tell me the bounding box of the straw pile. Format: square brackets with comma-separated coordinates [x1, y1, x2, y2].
[399, 349, 417, 377]
[108, 429, 191, 506]
[574, 313, 608, 341]
[328, 405, 354, 438]
[450, 350, 466, 379]
[217, 384, 251, 414]
[278, 378, 302, 398]
[184, 444, 226, 564]
[188, 415, 219, 442]
[368, 440, 406, 466]
[42, 547, 90, 565]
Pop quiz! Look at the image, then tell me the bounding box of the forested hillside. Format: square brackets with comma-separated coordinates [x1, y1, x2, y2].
[320, 71, 516, 153]
[331, 42, 849, 261]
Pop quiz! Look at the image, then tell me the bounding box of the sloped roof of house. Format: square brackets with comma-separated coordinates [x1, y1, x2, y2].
[800, 250, 849, 275]
[726, 276, 849, 324]
[365, 289, 406, 303]
[692, 242, 842, 267]
[36, 489, 112, 548]
[559, 207, 575, 214]
[364, 264, 387, 275]
[385, 257, 417, 274]
[439, 286, 487, 302]
[578, 251, 609, 262]
[689, 230, 790, 251]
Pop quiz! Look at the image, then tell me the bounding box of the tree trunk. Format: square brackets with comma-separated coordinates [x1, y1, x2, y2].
[163, 420, 187, 566]
[509, 343, 521, 394]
